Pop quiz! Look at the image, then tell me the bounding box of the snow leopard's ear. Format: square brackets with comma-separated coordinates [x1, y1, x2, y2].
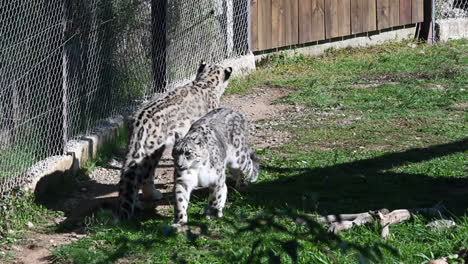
[197, 60, 207, 74]
[224, 67, 233, 81]
[174, 132, 181, 145]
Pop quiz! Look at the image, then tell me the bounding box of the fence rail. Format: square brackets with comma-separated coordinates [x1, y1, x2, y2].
[0, 0, 249, 194]
[250, 0, 425, 51]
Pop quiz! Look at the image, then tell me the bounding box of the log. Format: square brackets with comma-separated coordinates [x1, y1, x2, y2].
[300, 202, 449, 238]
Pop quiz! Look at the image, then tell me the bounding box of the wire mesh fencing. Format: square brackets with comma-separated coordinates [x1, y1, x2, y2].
[0, 0, 250, 194]
[435, 0, 468, 20]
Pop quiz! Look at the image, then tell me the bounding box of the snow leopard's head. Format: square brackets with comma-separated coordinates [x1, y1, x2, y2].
[172, 131, 208, 172]
[194, 60, 233, 97]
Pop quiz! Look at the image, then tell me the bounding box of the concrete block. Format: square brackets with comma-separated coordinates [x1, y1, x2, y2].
[24, 155, 74, 195]
[220, 52, 256, 77]
[437, 18, 468, 41]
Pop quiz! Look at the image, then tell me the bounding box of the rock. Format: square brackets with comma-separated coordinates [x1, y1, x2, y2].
[25, 221, 34, 228]
[426, 219, 456, 230]
[426, 259, 448, 264]
[11, 245, 22, 252]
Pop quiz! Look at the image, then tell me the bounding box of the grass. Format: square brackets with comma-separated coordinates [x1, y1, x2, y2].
[0, 189, 60, 262]
[80, 126, 129, 175]
[52, 39, 468, 264]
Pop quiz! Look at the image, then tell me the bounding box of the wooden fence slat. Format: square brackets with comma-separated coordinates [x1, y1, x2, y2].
[412, 0, 424, 23]
[338, 0, 351, 36]
[351, 0, 363, 34]
[258, 0, 272, 50]
[311, 0, 325, 41]
[389, 0, 399, 27]
[271, 0, 283, 48]
[377, 0, 390, 29]
[363, 0, 376, 31]
[299, 0, 313, 43]
[250, 0, 258, 51]
[399, 0, 412, 25]
[325, 0, 339, 39]
[364, 0, 377, 32]
[285, 0, 299, 45]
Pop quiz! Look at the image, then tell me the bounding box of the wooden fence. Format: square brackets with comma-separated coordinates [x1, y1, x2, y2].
[250, 0, 424, 51]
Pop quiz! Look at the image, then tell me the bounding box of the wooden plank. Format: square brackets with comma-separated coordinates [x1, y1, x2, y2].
[284, 0, 299, 46]
[257, 0, 272, 50]
[338, 0, 351, 36]
[377, 0, 390, 29]
[389, 0, 399, 27]
[325, 0, 339, 39]
[399, 0, 412, 25]
[358, 0, 377, 33]
[291, 0, 299, 45]
[299, 0, 313, 43]
[363, 0, 377, 32]
[250, 0, 258, 51]
[412, 0, 423, 23]
[311, 0, 325, 41]
[351, 0, 363, 34]
[271, 0, 284, 48]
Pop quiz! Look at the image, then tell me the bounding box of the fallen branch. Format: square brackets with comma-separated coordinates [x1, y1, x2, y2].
[299, 202, 449, 239]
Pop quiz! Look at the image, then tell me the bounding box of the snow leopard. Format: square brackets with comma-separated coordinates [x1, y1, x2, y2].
[171, 108, 259, 230]
[118, 61, 233, 220]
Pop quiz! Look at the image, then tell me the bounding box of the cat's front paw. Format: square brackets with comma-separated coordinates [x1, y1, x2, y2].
[141, 184, 163, 201]
[171, 223, 188, 232]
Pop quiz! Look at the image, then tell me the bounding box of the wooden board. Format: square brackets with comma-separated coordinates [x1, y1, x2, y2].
[311, 0, 325, 41]
[325, 0, 339, 39]
[271, 0, 284, 48]
[412, 0, 424, 23]
[271, 0, 298, 48]
[299, 0, 313, 43]
[377, 0, 390, 29]
[351, 0, 363, 34]
[326, 0, 350, 38]
[363, 0, 376, 31]
[389, 0, 399, 27]
[338, 0, 351, 36]
[399, 0, 412, 25]
[257, 0, 272, 50]
[363, 0, 377, 32]
[250, 0, 258, 51]
[285, 0, 299, 46]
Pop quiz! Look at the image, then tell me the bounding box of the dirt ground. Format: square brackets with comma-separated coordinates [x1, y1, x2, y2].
[8, 86, 295, 264]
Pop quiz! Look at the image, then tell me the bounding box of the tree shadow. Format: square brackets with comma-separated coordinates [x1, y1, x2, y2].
[240, 138, 468, 216]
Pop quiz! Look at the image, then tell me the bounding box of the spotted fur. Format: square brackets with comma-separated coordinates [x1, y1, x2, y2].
[171, 108, 259, 230]
[118, 62, 233, 220]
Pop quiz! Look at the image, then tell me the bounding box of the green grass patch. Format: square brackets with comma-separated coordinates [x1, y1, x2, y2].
[53, 39, 468, 263]
[0, 189, 60, 255]
[80, 126, 128, 175]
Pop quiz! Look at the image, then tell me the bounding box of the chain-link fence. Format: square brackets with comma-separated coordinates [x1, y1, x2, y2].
[435, 0, 468, 19]
[0, 0, 250, 194]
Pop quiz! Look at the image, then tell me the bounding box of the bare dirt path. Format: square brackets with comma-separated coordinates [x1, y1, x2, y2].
[8, 85, 294, 264]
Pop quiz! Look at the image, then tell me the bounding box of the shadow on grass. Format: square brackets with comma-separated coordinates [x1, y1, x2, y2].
[243, 138, 468, 216]
[49, 138, 467, 263]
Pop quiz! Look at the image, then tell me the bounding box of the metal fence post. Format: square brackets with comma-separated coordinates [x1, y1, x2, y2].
[432, 0, 436, 43]
[62, 0, 72, 153]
